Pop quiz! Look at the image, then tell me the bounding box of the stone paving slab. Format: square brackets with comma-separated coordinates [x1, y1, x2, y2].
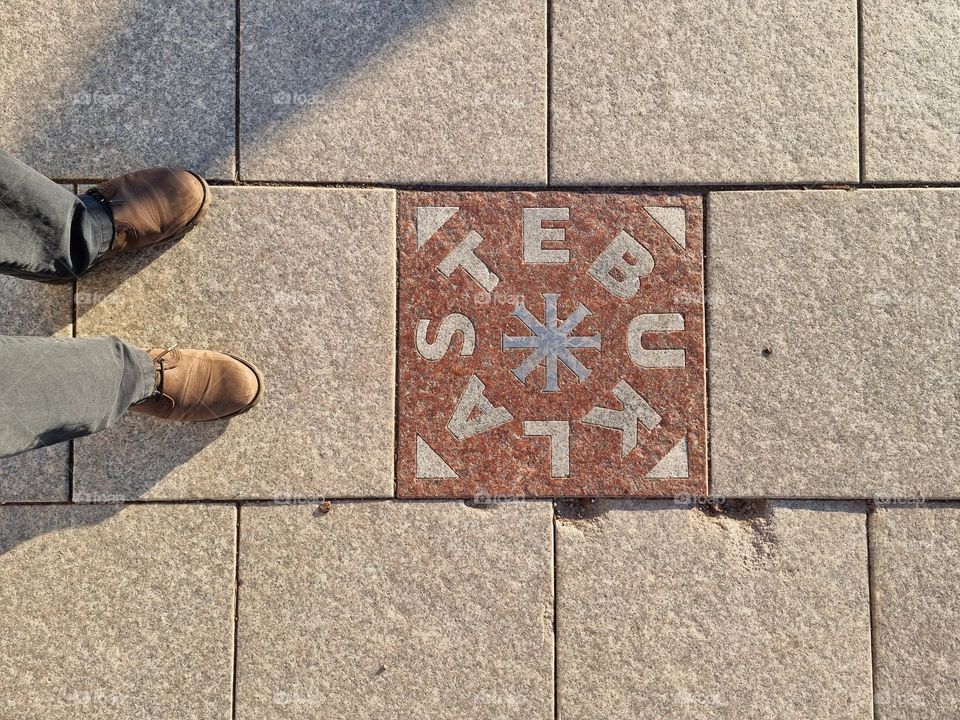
[871, 506, 960, 718]
[556, 500, 872, 719]
[0, 0, 235, 179]
[863, 0, 960, 182]
[239, 0, 546, 184]
[0, 504, 235, 719]
[397, 191, 706, 498]
[75, 187, 396, 500]
[0, 184, 74, 501]
[551, 0, 859, 184]
[709, 190, 960, 498]
[236, 501, 553, 719]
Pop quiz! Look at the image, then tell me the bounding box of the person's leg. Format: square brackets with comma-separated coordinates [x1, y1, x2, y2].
[0, 153, 259, 458]
[0, 149, 210, 283]
[0, 336, 264, 459]
[0, 150, 114, 281]
[0, 336, 155, 458]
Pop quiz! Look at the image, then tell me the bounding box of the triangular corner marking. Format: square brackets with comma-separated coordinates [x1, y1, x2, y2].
[416, 206, 459, 249]
[643, 206, 686, 250]
[645, 436, 689, 479]
[416, 435, 458, 479]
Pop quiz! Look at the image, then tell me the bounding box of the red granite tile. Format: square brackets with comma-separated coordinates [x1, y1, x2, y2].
[396, 191, 706, 498]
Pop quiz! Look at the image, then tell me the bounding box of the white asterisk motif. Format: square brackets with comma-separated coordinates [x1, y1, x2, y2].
[502, 293, 601, 392]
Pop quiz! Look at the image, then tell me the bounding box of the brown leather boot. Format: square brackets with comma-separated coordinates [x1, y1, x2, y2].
[86, 168, 210, 262]
[132, 346, 263, 422]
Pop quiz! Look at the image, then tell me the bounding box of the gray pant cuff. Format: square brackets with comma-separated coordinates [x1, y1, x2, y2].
[79, 193, 116, 264]
[130, 345, 158, 403]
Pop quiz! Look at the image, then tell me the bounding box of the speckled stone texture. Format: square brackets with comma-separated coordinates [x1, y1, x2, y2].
[863, 0, 960, 181]
[0, 0, 235, 179]
[236, 501, 553, 719]
[239, 0, 546, 184]
[74, 187, 396, 500]
[397, 192, 706, 498]
[0, 184, 74, 501]
[709, 190, 960, 498]
[871, 506, 960, 718]
[556, 500, 872, 719]
[551, 0, 858, 184]
[0, 504, 235, 719]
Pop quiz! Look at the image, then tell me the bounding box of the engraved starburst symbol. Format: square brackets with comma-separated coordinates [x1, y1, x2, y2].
[502, 293, 602, 392]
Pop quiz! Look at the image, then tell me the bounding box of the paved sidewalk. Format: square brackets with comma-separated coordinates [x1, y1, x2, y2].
[1, 0, 959, 718]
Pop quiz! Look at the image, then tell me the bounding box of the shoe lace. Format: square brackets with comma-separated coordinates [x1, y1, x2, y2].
[152, 343, 179, 397]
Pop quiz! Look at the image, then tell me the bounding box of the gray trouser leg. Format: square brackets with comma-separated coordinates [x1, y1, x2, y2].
[0, 152, 152, 458]
[0, 149, 114, 281]
[0, 336, 156, 459]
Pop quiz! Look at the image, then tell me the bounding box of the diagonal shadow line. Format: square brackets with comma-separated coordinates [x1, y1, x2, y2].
[232, 0, 467, 180]
[0, 502, 118, 557]
[0, 0, 461, 553]
[8, 0, 465, 182]
[54, 0, 467, 324]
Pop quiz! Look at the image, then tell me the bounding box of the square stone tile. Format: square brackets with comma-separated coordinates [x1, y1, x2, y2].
[0, 184, 74, 501]
[556, 500, 873, 719]
[0, 0, 235, 179]
[397, 192, 706, 498]
[863, 0, 960, 181]
[551, 0, 859, 184]
[75, 187, 396, 500]
[239, 0, 546, 183]
[0, 438, 69, 503]
[237, 501, 553, 719]
[871, 506, 960, 717]
[709, 190, 960, 498]
[0, 504, 235, 719]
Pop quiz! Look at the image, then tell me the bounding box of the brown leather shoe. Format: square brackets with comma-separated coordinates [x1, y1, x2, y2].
[132, 346, 263, 422]
[86, 168, 210, 262]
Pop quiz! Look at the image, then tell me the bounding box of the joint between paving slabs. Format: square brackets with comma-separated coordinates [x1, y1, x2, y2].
[44, 177, 960, 191]
[865, 505, 879, 720]
[230, 502, 241, 720]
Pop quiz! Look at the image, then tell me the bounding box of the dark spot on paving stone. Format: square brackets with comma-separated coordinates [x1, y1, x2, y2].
[555, 499, 608, 522]
[697, 499, 777, 560]
[697, 498, 769, 521]
[463, 498, 496, 510]
[313, 501, 332, 516]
